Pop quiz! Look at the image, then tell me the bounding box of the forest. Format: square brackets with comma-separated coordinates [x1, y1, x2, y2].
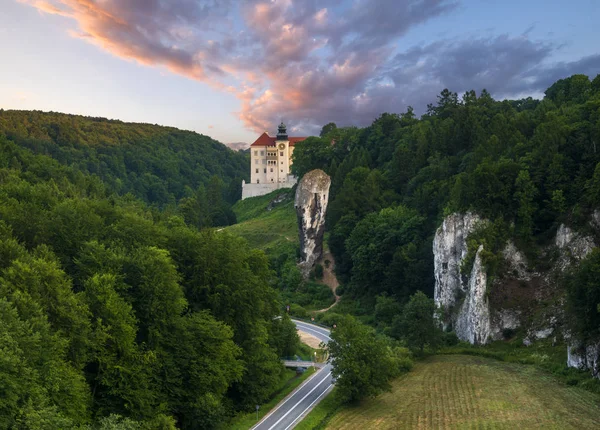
[2, 73, 600, 428]
[0, 110, 248, 227]
[290, 73, 600, 338]
[0, 121, 297, 429]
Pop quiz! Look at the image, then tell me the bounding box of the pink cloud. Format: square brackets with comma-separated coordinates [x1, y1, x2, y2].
[18, 0, 581, 137]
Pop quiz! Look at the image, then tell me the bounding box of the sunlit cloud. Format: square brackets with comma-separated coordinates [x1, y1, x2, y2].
[18, 0, 600, 135]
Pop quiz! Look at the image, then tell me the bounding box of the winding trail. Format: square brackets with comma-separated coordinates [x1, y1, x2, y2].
[315, 251, 340, 313]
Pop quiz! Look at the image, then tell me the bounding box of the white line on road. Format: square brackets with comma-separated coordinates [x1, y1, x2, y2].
[295, 325, 331, 342]
[251, 368, 328, 429]
[283, 383, 334, 430]
[266, 372, 332, 430]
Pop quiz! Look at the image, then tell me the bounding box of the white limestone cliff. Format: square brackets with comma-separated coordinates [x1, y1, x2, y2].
[556, 222, 598, 376]
[555, 223, 595, 269]
[568, 341, 600, 378]
[455, 245, 491, 344]
[295, 169, 331, 276]
[433, 212, 481, 332]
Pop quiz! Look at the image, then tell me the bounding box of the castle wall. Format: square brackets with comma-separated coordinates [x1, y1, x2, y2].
[241, 177, 297, 199]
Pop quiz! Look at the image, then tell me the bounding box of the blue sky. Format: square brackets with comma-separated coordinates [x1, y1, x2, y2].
[1, 0, 598, 147]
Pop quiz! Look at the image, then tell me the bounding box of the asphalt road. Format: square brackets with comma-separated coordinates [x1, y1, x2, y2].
[251, 320, 333, 430]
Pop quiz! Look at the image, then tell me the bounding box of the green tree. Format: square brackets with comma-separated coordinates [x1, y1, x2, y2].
[565, 248, 600, 344]
[514, 169, 537, 239]
[320, 122, 338, 137]
[328, 315, 406, 403]
[393, 291, 440, 354]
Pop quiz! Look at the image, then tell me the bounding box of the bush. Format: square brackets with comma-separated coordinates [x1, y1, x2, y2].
[502, 328, 516, 339]
[289, 304, 309, 318]
[314, 264, 324, 279]
[317, 312, 344, 327]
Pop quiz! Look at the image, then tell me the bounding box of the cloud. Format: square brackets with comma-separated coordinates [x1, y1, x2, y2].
[226, 141, 249, 151]
[19, 0, 600, 136]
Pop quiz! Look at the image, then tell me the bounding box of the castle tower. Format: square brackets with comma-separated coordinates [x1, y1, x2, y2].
[276, 122, 290, 183]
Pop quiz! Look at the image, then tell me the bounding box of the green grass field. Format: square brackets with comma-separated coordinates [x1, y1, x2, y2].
[303, 355, 600, 430]
[225, 189, 298, 256]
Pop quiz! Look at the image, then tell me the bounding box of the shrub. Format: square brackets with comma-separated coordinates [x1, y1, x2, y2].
[314, 264, 324, 279]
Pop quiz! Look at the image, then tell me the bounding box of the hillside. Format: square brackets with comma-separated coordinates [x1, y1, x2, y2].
[0, 110, 248, 207]
[307, 355, 600, 429]
[226, 189, 336, 313]
[292, 74, 600, 346]
[226, 188, 298, 255]
[0, 125, 299, 428]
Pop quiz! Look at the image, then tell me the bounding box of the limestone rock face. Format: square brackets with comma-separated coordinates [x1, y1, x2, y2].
[568, 340, 600, 378]
[433, 212, 481, 331]
[557, 223, 598, 376]
[295, 169, 331, 276]
[455, 245, 491, 344]
[555, 224, 595, 270]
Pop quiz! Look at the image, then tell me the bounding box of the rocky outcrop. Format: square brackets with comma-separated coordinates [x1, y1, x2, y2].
[502, 241, 531, 280]
[568, 340, 600, 378]
[434, 214, 525, 345]
[491, 309, 521, 341]
[295, 169, 331, 276]
[556, 222, 598, 376]
[433, 212, 481, 331]
[455, 245, 491, 344]
[555, 223, 595, 269]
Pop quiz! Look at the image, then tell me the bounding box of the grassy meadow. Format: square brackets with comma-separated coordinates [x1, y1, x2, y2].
[225, 188, 298, 256]
[301, 355, 600, 430]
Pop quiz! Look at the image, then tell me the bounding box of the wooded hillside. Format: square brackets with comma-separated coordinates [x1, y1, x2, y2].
[0, 118, 299, 429]
[291, 74, 600, 335]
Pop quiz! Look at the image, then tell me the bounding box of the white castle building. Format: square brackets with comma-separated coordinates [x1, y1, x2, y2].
[241, 122, 307, 199]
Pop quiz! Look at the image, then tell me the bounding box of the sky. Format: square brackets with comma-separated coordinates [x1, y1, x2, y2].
[1, 0, 599, 148]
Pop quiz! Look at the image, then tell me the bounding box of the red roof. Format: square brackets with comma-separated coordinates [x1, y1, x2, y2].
[250, 132, 307, 147]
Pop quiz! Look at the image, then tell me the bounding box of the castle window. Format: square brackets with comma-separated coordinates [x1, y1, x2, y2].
[257, 179, 260, 184]
[281, 161, 283, 164]
[254, 151, 258, 156]
[255, 169, 259, 173]
[281, 169, 283, 172]
[262, 159, 266, 164]
[271, 178, 274, 182]
[260, 151, 264, 156]
[270, 168, 273, 172]
[264, 168, 267, 173]
[280, 152, 283, 156]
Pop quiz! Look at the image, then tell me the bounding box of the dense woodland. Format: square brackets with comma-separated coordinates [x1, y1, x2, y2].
[0, 121, 297, 429]
[291, 74, 600, 340]
[3, 74, 600, 427]
[0, 110, 248, 227]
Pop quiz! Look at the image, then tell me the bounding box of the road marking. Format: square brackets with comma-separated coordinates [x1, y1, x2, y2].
[266, 372, 332, 430]
[292, 320, 331, 336]
[295, 325, 331, 342]
[283, 383, 334, 430]
[251, 368, 328, 429]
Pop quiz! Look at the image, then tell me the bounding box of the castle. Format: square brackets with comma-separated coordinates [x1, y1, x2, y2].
[241, 122, 307, 199]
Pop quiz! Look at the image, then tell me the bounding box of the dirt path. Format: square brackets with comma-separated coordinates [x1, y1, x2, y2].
[298, 331, 322, 349]
[314, 251, 340, 313]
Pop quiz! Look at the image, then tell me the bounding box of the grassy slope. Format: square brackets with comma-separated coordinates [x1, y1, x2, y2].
[302, 355, 600, 430]
[225, 189, 299, 256]
[226, 189, 336, 311]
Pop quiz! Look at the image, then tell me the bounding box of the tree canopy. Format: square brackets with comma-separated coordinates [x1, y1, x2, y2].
[0, 126, 294, 428]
